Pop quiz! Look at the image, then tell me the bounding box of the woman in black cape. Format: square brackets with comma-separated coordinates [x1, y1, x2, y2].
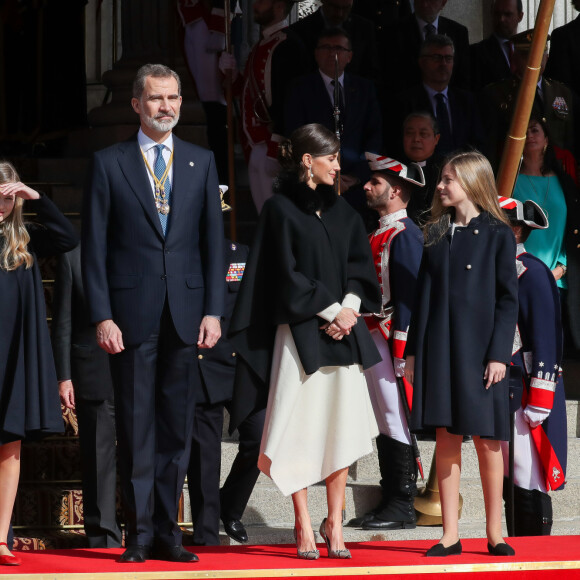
[229, 124, 381, 560]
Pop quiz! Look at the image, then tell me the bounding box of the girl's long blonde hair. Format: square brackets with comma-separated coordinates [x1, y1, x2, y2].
[424, 150, 510, 245]
[0, 161, 33, 270]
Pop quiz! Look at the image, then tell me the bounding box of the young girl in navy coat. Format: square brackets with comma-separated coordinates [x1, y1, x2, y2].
[405, 151, 519, 557]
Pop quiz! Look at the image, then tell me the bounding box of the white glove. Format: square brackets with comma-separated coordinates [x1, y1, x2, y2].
[394, 357, 406, 378]
[218, 52, 238, 79]
[523, 405, 551, 428]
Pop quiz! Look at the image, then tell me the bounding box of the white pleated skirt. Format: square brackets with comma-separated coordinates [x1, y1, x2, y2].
[258, 324, 379, 496]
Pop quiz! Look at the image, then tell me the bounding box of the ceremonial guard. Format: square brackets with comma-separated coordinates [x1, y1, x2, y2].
[188, 191, 265, 546]
[219, 0, 307, 213]
[481, 29, 578, 167]
[499, 196, 568, 536]
[350, 154, 425, 530]
[178, 0, 233, 181]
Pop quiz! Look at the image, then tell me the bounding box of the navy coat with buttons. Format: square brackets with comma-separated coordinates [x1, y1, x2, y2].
[407, 212, 518, 440]
[197, 240, 249, 405]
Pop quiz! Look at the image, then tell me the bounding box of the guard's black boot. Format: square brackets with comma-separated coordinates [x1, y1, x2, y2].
[505, 481, 553, 536]
[362, 436, 417, 530]
[347, 434, 392, 527]
[514, 486, 553, 536]
[503, 478, 514, 536]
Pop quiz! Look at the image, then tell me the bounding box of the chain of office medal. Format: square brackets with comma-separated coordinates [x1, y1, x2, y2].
[141, 148, 174, 215]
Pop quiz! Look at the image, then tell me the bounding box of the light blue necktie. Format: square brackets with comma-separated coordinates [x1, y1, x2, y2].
[154, 144, 171, 235]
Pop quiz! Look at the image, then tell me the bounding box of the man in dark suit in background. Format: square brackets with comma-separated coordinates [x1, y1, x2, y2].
[82, 63, 224, 564]
[390, 35, 484, 157]
[470, 0, 524, 91]
[481, 30, 579, 168]
[545, 0, 580, 98]
[400, 111, 443, 225]
[387, 0, 470, 91]
[52, 245, 122, 549]
[290, 0, 380, 81]
[284, 28, 382, 216]
[351, 0, 411, 37]
[188, 230, 266, 546]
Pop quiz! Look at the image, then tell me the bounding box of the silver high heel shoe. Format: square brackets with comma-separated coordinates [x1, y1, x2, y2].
[293, 527, 320, 560]
[319, 518, 352, 559]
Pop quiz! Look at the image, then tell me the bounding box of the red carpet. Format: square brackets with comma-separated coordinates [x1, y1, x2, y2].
[3, 536, 580, 579]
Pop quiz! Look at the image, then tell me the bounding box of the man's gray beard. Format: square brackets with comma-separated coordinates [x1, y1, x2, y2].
[146, 114, 179, 132]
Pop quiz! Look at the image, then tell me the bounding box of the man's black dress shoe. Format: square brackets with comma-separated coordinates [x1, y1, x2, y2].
[118, 545, 150, 563]
[223, 519, 248, 543]
[425, 540, 462, 557]
[487, 542, 515, 556]
[151, 545, 199, 563]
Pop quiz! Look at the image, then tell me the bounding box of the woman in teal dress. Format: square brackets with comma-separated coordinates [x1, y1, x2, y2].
[513, 117, 580, 349]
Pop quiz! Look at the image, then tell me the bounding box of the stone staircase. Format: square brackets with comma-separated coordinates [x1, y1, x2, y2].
[182, 399, 580, 545]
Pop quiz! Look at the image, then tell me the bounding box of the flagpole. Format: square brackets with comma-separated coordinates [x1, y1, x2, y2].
[495, 0, 556, 198]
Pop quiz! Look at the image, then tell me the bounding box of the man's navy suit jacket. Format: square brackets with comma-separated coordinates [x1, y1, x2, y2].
[392, 84, 484, 157]
[284, 71, 382, 182]
[289, 8, 380, 81]
[387, 13, 470, 90]
[470, 35, 511, 91]
[82, 134, 225, 348]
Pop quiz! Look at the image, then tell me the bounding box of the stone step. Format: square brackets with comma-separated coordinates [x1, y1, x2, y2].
[14, 529, 88, 551]
[36, 158, 90, 185]
[219, 437, 580, 488]
[14, 484, 84, 528]
[182, 470, 580, 529]
[47, 184, 83, 213]
[20, 437, 81, 482]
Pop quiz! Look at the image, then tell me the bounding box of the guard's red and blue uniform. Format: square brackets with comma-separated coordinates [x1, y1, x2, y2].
[360, 208, 423, 529]
[365, 209, 423, 424]
[501, 243, 568, 535]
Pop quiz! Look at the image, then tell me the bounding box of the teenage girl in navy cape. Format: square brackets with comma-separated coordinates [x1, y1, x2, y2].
[405, 151, 519, 557]
[0, 161, 78, 565]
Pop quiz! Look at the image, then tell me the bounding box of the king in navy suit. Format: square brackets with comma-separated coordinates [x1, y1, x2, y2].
[499, 197, 567, 536]
[82, 64, 224, 563]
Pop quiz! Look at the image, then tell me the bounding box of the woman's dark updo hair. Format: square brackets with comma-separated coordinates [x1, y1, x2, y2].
[278, 123, 340, 181]
[528, 116, 559, 177]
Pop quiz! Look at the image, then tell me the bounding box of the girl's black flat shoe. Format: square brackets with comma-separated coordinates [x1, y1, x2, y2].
[487, 542, 515, 556]
[425, 540, 462, 557]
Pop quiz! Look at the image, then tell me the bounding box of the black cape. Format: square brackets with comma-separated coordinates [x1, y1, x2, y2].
[0, 194, 78, 443]
[228, 176, 381, 431]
